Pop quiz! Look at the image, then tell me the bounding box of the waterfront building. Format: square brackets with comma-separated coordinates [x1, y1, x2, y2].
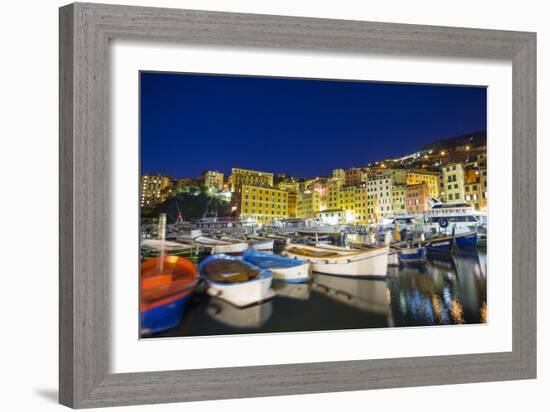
[353, 186, 369, 224]
[464, 166, 487, 211]
[391, 184, 407, 215]
[405, 182, 430, 214]
[442, 163, 466, 203]
[316, 209, 345, 225]
[465, 182, 482, 210]
[327, 178, 343, 210]
[140, 174, 172, 207]
[286, 190, 298, 218]
[480, 167, 487, 210]
[381, 168, 440, 199]
[405, 171, 440, 199]
[366, 176, 393, 222]
[338, 186, 356, 218]
[201, 170, 224, 191]
[231, 184, 288, 224]
[230, 168, 274, 191]
[297, 190, 322, 218]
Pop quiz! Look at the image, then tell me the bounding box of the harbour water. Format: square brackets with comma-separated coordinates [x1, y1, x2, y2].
[153, 248, 487, 338]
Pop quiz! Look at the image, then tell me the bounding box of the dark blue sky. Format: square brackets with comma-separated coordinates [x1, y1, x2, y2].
[140, 72, 486, 178]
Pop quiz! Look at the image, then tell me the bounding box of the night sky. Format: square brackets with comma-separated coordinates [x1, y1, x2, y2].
[140, 72, 486, 178]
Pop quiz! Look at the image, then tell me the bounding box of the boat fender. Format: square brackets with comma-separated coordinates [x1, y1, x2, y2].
[439, 218, 449, 228]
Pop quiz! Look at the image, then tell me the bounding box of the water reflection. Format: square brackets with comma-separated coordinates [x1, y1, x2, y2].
[387, 252, 487, 327]
[206, 298, 273, 329]
[156, 251, 487, 337]
[272, 281, 311, 301]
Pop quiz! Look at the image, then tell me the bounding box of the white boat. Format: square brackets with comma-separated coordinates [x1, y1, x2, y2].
[268, 218, 345, 235]
[282, 243, 389, 277]
[182, 235, 248, 254]
[423, 202, 480, 235]
[222, 236, 274, 251]
[246, 235, 276, 251]
[199, 254, 275, 307]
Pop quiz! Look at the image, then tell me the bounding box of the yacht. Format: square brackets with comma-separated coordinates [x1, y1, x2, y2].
[423, 202, 481, 235]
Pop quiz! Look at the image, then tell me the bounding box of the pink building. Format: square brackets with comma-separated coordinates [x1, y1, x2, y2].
[405, 182, 430, 214]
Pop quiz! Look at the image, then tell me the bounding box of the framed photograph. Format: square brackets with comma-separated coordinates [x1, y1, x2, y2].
[59, 2, 536, 408]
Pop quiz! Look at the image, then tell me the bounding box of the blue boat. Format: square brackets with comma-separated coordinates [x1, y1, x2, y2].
[242, 249, 311, 283]
[398, 246, 427, 264]
[423, 231, 477, 254]
[140, 255, 199, 336]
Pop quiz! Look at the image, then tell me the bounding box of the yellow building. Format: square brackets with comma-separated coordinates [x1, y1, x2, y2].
[338, 186, 357, 221]
[286, 190, 298, 218]
[366, 176, 393, 222]
[326, 178, 343, 210]
[231, 184, 288, 224]
[230, 168, 273, 191]
[140, 174, 172, 208]
[277, 180, 300, 192]
[297, 190, 322, 218]
[202, 170, 224, 191]
[391, 184, 407, 215]
[353, 186, 369, 224]
[405, 171, 440, 199]
[442, 163, 466, 203]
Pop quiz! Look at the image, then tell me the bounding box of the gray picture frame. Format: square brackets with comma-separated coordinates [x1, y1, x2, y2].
[59, 2, 536, 409]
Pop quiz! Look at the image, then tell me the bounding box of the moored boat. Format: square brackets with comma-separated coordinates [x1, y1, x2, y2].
[248, 238, 275, 251]
[199, 254, 275, 307]
[140, 255, 199, 335]
[242, 249, 311, 283]
[191, 236, 248, 254]
[398, 246, 427, 264]
[282, 243, 389, 277]
[140, 239, 196, 260]
[422, 230, 477, 254]
[222, 235, 275, 251]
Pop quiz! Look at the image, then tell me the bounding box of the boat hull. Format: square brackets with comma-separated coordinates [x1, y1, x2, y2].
[283, 244, 389, 277]
[398, 247, 427, 263]
[206, 276, 275, 307]
[141, 292, 192, 335]
[424, 232, 477, 254]
[249, 239, 275, 251]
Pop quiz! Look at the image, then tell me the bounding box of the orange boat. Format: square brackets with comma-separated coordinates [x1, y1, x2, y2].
[140, 255, 199, 335]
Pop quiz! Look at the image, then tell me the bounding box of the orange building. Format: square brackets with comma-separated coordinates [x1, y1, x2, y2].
[405, 182, 430, 214]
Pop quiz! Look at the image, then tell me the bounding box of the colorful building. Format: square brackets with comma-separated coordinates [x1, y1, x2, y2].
[297, 190, 322, 218]
[140, 174, 172, 208]
[442, 163, 466, 203]
[366, 176, 393, 222]
[230, 168, 274, 191]
[391, 184, 407, 215]
[202, 170, 224, 191]
[316, 209, 345, 225]
[405, 182, 430, 214]
[231, 184, 288, 224]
